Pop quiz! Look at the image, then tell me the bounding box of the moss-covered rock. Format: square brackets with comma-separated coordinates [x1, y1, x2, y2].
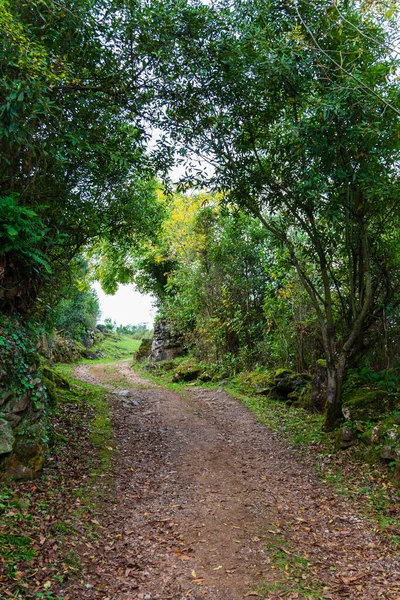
[133, 338, 152, 362]
[172, 361, 204, 383]
[0, 419, 15, 454]
[0, 316, 48, 481]
[342, 388, 399, 422]
[43, 377, 57, 404]
[42, 366, 70, 390]
[237, 368, 311, 403]
[5, 422, 47, 480]
[237, 371, 275, 395]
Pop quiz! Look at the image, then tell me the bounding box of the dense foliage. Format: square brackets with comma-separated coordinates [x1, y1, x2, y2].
[1, 0, 400, 431]
[0, 0, 164, 316]
[133, 0, 400, 426]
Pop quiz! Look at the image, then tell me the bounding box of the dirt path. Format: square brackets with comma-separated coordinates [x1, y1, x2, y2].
[63, 361, 400, 600]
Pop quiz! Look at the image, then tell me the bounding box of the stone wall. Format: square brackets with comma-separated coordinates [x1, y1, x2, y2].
[0, 317, 47, 480]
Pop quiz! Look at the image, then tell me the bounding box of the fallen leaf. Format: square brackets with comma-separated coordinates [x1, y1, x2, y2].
[341, 572, 366, 585]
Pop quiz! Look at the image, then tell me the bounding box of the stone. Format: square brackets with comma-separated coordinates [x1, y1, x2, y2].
[381, 445, 396, 461]
[0, 390, 15, 407]
[342, 388, 398, 422]
[134, 338, 152, 362]
[340, 425, 356, 449]
[172, 362, 204, 383]
[1, 413, 23, 428]
[0, 419, 15, 455]
[371, 425, 381, 443]
[6, 393, 29, 413]
[150, 319, 185, 362]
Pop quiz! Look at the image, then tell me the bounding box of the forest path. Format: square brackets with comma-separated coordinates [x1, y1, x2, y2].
[66, 360, 400, 600]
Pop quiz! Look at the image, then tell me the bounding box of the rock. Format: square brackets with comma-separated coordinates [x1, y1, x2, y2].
[198, 372, 212, 383]
[238, 368, 311, 403]
[0, 419, 15, 455]
[0, 390, 15, 407]
[134, 339, 152, 362]
[150, 319, 185, 362]
[172, 362, 204, 383]
[340, 425, 356, 449]
[381, 445, 396, 461]
[6, 394, 29, 414]
[342, 388, 398, 422]
[43, 377, 57, 404]
[371, 425, 381, 443]
[0, 316, 48, 480]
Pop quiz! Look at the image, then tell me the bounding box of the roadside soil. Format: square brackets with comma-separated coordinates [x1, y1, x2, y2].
[62, 360, 400, 600]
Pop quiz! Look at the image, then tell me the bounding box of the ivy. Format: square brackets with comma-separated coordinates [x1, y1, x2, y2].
[0, 315, 42, 398]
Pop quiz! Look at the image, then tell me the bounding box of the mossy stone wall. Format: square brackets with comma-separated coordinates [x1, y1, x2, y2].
[0, 316, 48, 480]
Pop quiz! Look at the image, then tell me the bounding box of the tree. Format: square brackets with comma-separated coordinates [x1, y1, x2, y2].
[136, 0, 400, 427]
[0, 0, 163, 315]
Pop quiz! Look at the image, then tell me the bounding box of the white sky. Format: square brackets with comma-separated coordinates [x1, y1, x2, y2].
[94, 282, 156, 327]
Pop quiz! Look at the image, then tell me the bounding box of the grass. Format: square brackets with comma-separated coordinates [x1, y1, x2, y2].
[81, 333, 141, 364]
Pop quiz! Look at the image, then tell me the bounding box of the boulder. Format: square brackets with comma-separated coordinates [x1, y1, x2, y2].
[238, 368, 311, 403]
[172, 362, 204, 383]
[340, 425, 356, 449]
[342, 388, 398, 422]
[151, 319, 185, 362]
[134, 338, 152, 362]
[0, 419, 15, 455]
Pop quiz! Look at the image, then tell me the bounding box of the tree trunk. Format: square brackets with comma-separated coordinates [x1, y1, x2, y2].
[324, 354, 347, 431]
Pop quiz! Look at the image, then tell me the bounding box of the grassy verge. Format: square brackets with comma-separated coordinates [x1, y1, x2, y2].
[0, 370, 113, 599]
[256, 535, 326, 600]
[80, 333, 141, 364]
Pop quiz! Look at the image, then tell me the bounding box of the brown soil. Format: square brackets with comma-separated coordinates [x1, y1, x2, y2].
[61, 361, 400, 600]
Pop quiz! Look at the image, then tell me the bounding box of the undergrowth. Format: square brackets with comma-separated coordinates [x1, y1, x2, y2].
[0, 370, 113, 599]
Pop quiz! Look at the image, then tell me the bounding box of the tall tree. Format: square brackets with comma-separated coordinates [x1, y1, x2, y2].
[136, 0, 400, 427]
[0, 0, 162, 314]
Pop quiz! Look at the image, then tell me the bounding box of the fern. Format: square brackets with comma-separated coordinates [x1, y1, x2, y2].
[0, 195, 51, 272]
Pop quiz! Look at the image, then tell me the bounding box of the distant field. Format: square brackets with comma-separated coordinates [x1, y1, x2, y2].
[82, 334, 142, 363]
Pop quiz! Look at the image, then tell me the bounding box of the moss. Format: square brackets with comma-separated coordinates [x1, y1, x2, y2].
[42, 366, 70, 390]
[237, 370, 275, 395]
[172, 361, 204, 383]
[296, 383, 313, 410]
[153, 360, 176, 371]
[359, 430, 372, 446]
[316, 358, 327, 367]
[134, 338, 152, 362]
[342, 388, 398, 422]
[43, 377, 57, 404]
[274, 367, 293, 377]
